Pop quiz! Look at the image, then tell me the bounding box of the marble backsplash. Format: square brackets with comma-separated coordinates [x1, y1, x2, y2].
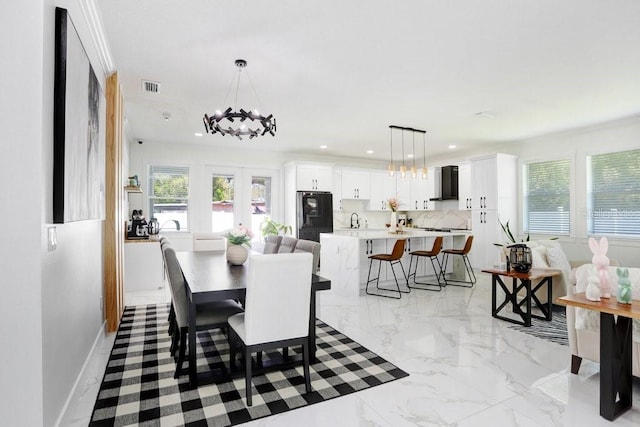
[335, 199, 471, 230]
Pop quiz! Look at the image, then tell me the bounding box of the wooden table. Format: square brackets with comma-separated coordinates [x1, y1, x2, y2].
[557, 293, 640, 421]
[176, 250, 332, 387]
[482, 268, 561, 327]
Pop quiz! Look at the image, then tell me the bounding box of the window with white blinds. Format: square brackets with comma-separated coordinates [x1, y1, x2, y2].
[587, 149, 640, 236]
[523, 159, 571, 235]
[147, 165, 190, 231]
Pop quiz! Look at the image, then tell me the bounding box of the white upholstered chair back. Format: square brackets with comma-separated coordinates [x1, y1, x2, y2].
[243, 252, 313, 344]
[294, 239, 321, 273]
[192, 232, 225, 251]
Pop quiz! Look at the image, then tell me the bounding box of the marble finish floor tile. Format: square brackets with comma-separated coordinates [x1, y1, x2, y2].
[61, 271, 640, 426]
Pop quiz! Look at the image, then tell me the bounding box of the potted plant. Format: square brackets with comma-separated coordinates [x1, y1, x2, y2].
[259, 216, 292, 238]
[493, 219, 528, 249]
[223, 224, 253, 265]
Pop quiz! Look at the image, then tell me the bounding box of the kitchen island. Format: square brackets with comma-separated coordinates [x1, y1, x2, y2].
[320, 229, 472, 297]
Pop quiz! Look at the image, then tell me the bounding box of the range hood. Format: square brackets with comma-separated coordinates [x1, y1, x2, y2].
[429, 165, 459, 201]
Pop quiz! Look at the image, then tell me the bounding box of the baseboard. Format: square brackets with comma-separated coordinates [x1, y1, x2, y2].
[54, 320, 108, 427]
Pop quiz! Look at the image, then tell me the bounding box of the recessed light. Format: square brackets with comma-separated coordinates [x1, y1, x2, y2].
[408, 154, 414, 158]
[366, 150, 374, 154]
[320, 145, 327, 149]
[448, 145, 456, 149]
[194, 132, 203, 137]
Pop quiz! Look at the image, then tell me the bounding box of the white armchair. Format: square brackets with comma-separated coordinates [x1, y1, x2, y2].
[566, 264, 640, 377]
[227, 252, 314, 406]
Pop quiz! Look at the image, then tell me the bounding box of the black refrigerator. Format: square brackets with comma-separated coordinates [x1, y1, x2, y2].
[296, 191, 333, 242]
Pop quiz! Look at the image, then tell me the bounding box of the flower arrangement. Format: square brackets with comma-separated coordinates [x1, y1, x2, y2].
[223, 224, 253, 247]
[387, 198, 399, 212]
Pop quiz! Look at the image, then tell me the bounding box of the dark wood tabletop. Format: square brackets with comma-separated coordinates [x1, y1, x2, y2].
[177, 250, 331, 297]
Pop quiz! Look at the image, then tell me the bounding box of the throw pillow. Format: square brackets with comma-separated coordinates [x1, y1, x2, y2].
[530, 246, 549, 268]
[547, 246, 571, 273]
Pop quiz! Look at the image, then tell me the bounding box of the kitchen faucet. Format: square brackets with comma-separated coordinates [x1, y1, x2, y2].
[350, 212, 360, 229]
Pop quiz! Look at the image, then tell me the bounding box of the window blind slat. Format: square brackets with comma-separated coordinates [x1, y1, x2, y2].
[523, 159, 571, 235]
[588, 149, 640, 236]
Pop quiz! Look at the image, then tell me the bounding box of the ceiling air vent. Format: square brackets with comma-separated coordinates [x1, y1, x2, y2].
[142, 80, 160, 93]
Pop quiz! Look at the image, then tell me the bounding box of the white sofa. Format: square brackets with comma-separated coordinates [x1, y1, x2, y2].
[566, 264, 640, 377]
[525, 240, 575, 304]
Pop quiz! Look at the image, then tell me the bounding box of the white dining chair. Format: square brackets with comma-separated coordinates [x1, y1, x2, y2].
[294, 239, 321, 273]
[227, 252, 313, 406]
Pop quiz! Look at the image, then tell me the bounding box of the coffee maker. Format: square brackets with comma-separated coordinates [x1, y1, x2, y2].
[127, 209, 149, 239]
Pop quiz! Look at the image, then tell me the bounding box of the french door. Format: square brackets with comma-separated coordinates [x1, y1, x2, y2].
[207, 166, 278, 242]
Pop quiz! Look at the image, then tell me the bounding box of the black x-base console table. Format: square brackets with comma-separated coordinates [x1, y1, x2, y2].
[482, 268, 561, 327]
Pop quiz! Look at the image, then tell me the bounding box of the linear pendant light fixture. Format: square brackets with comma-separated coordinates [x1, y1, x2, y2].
[388, 125, 427, 179]
[422, 131, 428, 179]
[203, 59, 276, 140]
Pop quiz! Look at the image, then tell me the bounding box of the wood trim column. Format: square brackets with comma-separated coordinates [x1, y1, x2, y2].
[104, 72, 125, 332]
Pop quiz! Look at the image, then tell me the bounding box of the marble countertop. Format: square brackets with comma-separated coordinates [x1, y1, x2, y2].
[325, 229, 472, 239]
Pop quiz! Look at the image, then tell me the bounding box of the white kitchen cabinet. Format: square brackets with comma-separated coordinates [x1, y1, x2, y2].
[457, 161, 472, 210]
[469, 154, 517, 270]
[124, 240, 163, 292]
[469, 209, 505, 270]
[293, 162, 333, 191]
[332, 170, 343, 210]
[410, 177, 431, 210]
[341, 169, 370, 200]
[395, 177, 411, 210]
[471, 154, 515, 211]
[396, 176, 430, 211]
[368, 172, 396, 211]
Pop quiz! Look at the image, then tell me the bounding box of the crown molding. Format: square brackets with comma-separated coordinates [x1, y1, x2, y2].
[78, 0, 114, 77]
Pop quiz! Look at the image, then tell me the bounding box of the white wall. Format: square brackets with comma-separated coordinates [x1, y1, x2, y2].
[19, 0, 108, 425]
[41, 0, 109, 424]
[0, 1, 45, 425]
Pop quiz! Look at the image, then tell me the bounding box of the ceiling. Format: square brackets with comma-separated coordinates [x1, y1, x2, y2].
[97, 0, 640, 163]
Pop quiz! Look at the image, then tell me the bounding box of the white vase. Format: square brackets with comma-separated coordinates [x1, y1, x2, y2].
[390, 211, 397, 233]
[226, 244, 248, 265]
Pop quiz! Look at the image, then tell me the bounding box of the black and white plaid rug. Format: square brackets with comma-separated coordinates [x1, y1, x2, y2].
[90, 304, 408, 426]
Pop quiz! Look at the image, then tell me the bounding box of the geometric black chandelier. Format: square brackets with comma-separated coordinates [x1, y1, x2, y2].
[203, 59, 276, 140]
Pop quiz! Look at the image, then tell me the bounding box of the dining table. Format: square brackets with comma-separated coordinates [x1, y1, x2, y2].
[176, 250, 332, 387]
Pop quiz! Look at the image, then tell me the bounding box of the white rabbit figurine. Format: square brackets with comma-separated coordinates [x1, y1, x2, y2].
[589, 236, 611, 298]
[585, 265, 602, 302]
